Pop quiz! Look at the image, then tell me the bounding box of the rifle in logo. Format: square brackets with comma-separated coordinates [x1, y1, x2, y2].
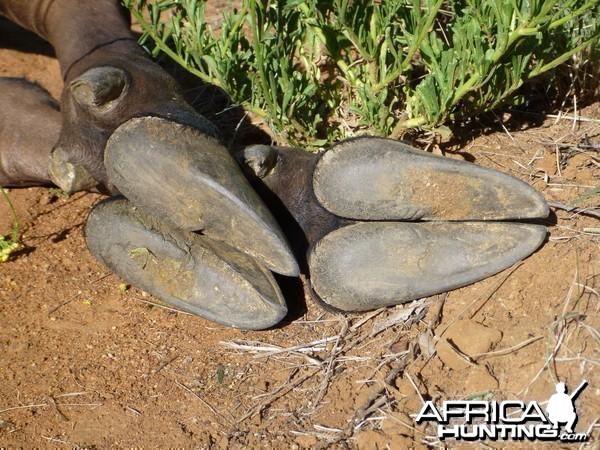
[569, 380, 588, 401]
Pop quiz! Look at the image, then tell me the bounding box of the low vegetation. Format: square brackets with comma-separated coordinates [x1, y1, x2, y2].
[125, 0, 599, 146]
[0, 187, 20, 262]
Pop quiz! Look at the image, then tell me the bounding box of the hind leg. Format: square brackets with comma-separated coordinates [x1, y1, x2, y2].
[1, 0, 298, 277]
[237, 140, 549, 312]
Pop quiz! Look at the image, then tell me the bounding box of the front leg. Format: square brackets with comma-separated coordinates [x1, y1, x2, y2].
[0, 0, 299, 276]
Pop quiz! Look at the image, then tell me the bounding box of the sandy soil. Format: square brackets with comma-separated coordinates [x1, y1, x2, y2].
[0, 14, 598, 449]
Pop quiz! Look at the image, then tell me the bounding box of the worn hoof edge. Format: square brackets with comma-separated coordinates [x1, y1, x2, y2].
[104, 116, 299, 277]
[85, 196, 287, 330]
[308, 221, 547, 312]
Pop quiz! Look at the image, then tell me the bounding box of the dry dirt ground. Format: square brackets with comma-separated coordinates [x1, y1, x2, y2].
[0, 15, 599, 450]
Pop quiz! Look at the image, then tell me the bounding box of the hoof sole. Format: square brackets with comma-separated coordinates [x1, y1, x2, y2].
[85, 197, 287, 330]
[313, 137, 549, 221]
[105, 116, 299, 276]
[309, 221, 547, 312]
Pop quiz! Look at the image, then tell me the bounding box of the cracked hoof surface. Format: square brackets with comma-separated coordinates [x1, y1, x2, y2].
[314, 137, 549, 221]
[104, 116, 299, 277]
[85, 197, 287, 330]
[309, 222, 547, 312]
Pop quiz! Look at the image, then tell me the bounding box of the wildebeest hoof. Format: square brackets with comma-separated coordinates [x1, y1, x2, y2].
[48, 146, 99, 194]
[237, 139, 549, 312]
[309, 222, 546, 312]
[104, 116, 299, 277]
[314, 137, 549, 221]
[85, 197, 287, 330]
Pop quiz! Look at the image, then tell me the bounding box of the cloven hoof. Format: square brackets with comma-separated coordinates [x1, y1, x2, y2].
[313, 137, 549, 221]
[85, 197, 288, 330]
[237, 137, 549, 313]
[308, 221, 547, 312]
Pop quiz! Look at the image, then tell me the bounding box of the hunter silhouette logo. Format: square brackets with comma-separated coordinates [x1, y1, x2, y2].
[547, 381, 587, 434]
[416, 380, 589, 442]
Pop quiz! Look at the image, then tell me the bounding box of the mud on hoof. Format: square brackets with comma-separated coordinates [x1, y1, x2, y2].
[85, 197, 287, 330]
[237, 138, 549, 313]
[308, 222, 547, 312]
[104, 116, 299, 277]
[53, 61, 299, 277]
[313, 137, 549, 221]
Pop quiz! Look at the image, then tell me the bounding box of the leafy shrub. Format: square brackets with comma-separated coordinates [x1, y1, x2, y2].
[124, 0, 599, 146]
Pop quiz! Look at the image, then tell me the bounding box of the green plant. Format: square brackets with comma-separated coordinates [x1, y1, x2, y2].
[0, 187, 20, 262]
[124, 0, 599, 145]
[404, 0, 600, 132]
[128, 247, 155, 269]
[127, 0, 333, 145]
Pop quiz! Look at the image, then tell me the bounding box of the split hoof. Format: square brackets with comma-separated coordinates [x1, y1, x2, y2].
[308, 222, 547, 312]
[85, 197, 287, 330]
[104, 116, 299, 277]
[237, 140, 550, 313]
[313, 137, 549, 221]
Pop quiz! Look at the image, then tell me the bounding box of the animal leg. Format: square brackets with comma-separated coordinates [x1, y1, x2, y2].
[0, 77, 287, 328]
[0, 0, 299, 276]
[0, 78, 61, 187]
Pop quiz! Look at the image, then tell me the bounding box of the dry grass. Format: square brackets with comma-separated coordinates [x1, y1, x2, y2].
[207, 271, 597, 446]
[201, 109, 599, 447]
